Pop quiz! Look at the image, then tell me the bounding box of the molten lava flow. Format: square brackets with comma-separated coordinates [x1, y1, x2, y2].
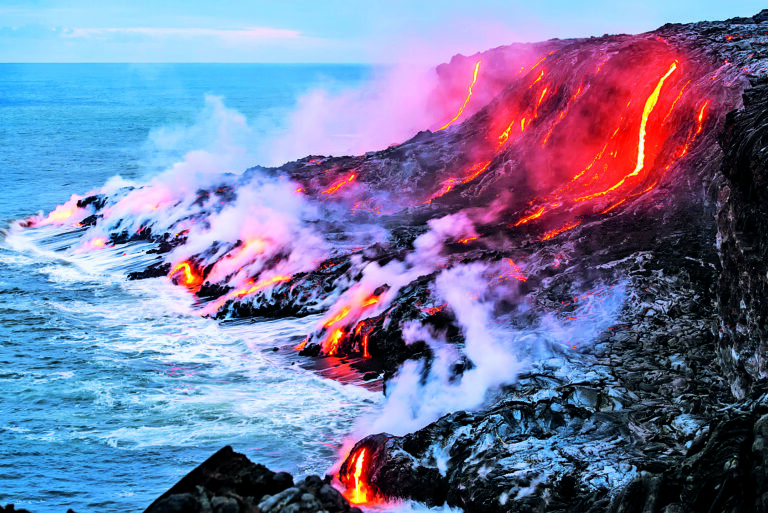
[458, 236, 479, 244]
[501, 259, 527, 282]
[232, 275, 292, 298]
[170, 261, 203, 290]
[361, 331, 371, 358]
[461, 161, 491, 184]
[421, 304, 447, 315]
[318, 292, 382, 355]
[661, 80, 691, 125]
[513, 206, 546, 226]
[326, 328, 345, 355]
[695, 100, 709, 135]
[322, 173, 356, 195]
[439, 60, 481, 131]
[343, 448, 371, 504]
[542, 221, 581, 241]
[200, 274, 292, 316]
[576, 61, 678, 202]
[324, 306, 352, 328]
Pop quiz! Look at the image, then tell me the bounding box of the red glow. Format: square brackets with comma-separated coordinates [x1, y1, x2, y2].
[422, 304, 447, 315]
[326, 328, 345, 355]
[458, 236, 479, 244]
[575, 61, 678, 202]
[343, 448, 373, 504]
[169, 261, 203, 290]
[324, 306, 351, 328]
[322, 173, 356, 195]
[529, 70, 545, 88]
[513, 206, 546, 226]
[233, 275, 292, 298]
[600, 198, 627, 214]
[695, 100, 709, 135]
[499, 259, 527, 282]
[661, 80, 691, 125]
[461, 161, 491, 184]
[439, 60, 481, 130]
[542, 221, 581, 241]
[295, 338, 308, 351]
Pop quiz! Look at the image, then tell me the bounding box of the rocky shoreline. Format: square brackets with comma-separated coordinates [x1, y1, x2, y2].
[9, 9, 768, 513]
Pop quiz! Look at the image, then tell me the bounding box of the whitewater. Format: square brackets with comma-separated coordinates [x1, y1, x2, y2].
[0, 63, 391, 512]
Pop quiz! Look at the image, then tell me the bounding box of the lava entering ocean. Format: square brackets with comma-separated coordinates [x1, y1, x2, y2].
[11, 18, 746, 510]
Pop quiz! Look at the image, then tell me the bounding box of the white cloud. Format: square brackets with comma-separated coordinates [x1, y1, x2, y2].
[61, 26, 303, 42]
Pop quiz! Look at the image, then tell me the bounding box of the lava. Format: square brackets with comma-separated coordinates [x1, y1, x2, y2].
[576, 61, 678, 202]
[326, 328, 345, 355]
[542, 220, 581, 241]
[439, 60, 481, 130]
[343, 448, 372, 504]
[200, 274, 292, 316]
[322, 173, 356, 195]
[695, 100, 710, 135]
[513, 206, 546, 226]
[500, 258, 528, 282]
[319, 292, 382, 355]
[461, 161, 491, 184]
[169, 261, 203, 290]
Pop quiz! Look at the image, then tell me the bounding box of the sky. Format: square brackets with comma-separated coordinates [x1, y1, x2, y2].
[0, 1, 765, 63]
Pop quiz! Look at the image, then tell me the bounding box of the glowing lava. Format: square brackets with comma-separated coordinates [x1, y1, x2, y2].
[576, 61, 678, 202]
[343, 448, 372, 504]
[170, 261, 203, 290]
[439, 60, 481, 130]
[322, 173, 356, 195]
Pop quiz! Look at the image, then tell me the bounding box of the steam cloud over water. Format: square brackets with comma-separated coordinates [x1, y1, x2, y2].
[6, 29, 731, 510]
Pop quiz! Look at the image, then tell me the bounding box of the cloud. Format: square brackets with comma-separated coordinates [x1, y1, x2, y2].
[61, 26, 303, 42]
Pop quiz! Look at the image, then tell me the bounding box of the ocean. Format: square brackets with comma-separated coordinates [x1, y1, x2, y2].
[0, 63, 386, 512]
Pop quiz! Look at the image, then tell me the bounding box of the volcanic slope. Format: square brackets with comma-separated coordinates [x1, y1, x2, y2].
[14, 9, 768, 513]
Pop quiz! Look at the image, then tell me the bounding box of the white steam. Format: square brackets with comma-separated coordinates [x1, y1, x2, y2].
[360, 262, 626, 436]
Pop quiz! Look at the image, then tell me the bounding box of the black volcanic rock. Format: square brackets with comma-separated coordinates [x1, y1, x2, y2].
[16, 9, 768, 513]
[144, 446, 361, 513]
[716, 79, 768, 399]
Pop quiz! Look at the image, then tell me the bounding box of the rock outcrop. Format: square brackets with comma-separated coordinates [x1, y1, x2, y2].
[144, 446, 361, 513]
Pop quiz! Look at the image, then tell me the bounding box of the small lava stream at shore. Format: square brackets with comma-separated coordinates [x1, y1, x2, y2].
[0, 237, 381, 512]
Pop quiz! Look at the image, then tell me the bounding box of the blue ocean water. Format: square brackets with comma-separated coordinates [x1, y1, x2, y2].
[0, 64, 383, 512]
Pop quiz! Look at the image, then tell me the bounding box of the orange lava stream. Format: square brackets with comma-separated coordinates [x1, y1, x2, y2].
[695, 100, 709, 135]
[320, 293, 381, 355]
[201, 274, 292, 316]
[324, 306, 352, 328]
[326, 328, 345, 355]
[169, 261, 203, 290]
[322, 173, 356, 195]
[501, 258, 528, 282]
[541, 220, 581, 241]
[661, 80, 691, 125]
[343, 448, 370, 504]
[514, 206, 547, 226]
[439, 60, 481, 130]
[461, 161, 491, 184]
[233, 275, 292, 298]
[575, 61, 678, 202]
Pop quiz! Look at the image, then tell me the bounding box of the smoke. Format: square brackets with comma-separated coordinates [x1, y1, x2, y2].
[141, 94, 260, 179]
[263, 63, 441, 165]
[359, 262, 626, 436]
[312, 212, 478, 351]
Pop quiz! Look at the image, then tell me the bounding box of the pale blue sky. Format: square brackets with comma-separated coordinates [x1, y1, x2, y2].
[1, 1, 764, 63]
